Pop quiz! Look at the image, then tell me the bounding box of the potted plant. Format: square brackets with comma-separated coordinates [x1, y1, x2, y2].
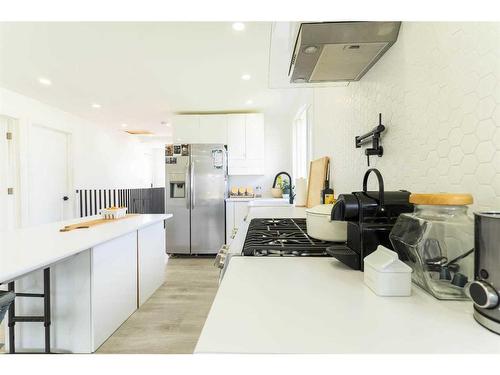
[281, 180, 291, 200]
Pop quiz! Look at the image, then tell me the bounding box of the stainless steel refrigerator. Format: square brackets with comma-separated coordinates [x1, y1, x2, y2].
[165, 144, 227, 254]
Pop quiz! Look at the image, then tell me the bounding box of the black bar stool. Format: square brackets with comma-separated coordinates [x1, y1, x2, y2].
[6, 268, 51, 354]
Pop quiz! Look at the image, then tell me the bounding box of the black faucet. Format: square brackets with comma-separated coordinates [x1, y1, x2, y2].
[272, 171, 295, 204]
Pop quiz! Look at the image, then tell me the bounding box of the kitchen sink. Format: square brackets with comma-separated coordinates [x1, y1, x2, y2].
[248, 198, 292, 207]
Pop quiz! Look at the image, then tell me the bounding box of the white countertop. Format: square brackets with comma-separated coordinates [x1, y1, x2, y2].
[227, 206, 306, 255]
[0, 214, 171, 284]
[196, 257, 500, 354]
[225, 197, 255, 202]
[225, 197, 289, 203]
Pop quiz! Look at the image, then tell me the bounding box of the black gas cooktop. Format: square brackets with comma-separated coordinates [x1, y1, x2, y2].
[242, 218, 335, 257]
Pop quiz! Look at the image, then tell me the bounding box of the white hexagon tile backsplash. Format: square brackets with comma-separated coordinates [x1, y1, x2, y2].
[313, 22, 500, 212]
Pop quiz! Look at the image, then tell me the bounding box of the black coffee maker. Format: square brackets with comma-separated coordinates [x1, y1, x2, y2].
[326, 168, 413, 270]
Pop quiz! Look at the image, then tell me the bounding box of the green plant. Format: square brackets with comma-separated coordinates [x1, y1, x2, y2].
[281, 179, 290, 193]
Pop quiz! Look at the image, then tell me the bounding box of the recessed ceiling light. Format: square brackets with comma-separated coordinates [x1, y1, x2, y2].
[246, 99, 253, 105]
[91, 103, 101, 109]
[241, 74, 251, 81]
[38, 77, 52, 86]
[121, 123, 128, 128]
[232, 22, 245, 31]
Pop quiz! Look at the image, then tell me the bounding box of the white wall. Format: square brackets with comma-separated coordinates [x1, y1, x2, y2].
[0, 87, 154, 224]
[311, 22, 500, 211]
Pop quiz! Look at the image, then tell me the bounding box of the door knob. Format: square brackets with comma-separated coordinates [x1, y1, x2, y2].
[62, 196, 69, 201]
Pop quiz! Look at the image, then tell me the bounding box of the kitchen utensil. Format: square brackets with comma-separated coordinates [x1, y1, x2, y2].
[305, 204, 347, 242]
[468, 212, 500, 335]
[363, 246, 412, 296]
[326, 168, 413, 270]
[306, 157, 329, 208]
[59, 214, 137, 232]
[390, 193, 474, 300]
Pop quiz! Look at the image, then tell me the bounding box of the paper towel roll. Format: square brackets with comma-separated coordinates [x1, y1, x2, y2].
[294, 177, 307, 207]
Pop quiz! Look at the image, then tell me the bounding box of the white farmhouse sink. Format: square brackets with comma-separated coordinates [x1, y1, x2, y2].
[248, 198, 292, 207]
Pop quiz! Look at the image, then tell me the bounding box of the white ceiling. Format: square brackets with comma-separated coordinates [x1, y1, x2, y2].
[0, 22, 297, 134]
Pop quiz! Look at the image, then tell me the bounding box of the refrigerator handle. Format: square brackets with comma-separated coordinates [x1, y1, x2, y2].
[191, 160, 195, 209]
[185, 163, 190, 209]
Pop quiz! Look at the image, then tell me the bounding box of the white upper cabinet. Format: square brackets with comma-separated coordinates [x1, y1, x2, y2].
[199, 115, 227, 144]
[173, 115, 227, 144]
[173, 115, 200, 143]
[227, 113, 265, 175]
[173, 113, 265, 175]
[244, 113, 265, 160]
[227, 114, 246, 160]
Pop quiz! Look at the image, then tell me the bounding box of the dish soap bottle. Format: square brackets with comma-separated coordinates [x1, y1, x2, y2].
[321, 181, 334, 204]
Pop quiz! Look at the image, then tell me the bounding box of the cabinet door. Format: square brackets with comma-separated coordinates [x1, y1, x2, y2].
[245, 113, 265, 160]
[234, 202, 249, 229]
[173, 115, 200, 143]
[138, 222, 166, 306]
[225, 201, 235, 244]
[227, 114, 246, 160]
[91, 232, 137, 351]
[199, 115, 228, 144]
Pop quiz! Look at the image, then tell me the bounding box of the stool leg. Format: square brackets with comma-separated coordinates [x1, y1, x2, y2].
[43, 268, 51, 354]
[7, 281, 15, 354]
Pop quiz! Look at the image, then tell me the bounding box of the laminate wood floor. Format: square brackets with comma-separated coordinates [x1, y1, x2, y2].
[97, 256, 220, 354]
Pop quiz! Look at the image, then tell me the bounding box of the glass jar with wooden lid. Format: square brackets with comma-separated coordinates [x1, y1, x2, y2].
[390, 193, 474, 300]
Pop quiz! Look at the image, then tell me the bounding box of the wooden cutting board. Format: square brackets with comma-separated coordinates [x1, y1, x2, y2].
[59, 214, 139, 232]
[306, 157, 330, 208]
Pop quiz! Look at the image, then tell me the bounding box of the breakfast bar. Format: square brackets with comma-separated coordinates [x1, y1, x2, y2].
[0, 214, 172, 353]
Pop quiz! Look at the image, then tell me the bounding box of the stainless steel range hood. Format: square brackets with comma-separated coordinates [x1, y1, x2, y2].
[289, 22, 401, 83]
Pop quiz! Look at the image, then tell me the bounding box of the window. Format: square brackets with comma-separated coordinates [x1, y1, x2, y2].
[292, 106, 310, 179]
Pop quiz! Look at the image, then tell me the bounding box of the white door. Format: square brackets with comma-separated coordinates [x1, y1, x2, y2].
[0, 115, 20, 230]
[28, 124, 71, 225]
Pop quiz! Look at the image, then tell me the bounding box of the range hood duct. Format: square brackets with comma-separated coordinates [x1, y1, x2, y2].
[289, 22, 401, 83]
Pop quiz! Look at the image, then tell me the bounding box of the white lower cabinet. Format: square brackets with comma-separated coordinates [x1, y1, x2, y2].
[225, 201, 250, 244]
[91, 231, 137, 351]
[138, 221, 167, 306]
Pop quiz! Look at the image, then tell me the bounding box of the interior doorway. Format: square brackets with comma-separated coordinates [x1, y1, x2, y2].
[27, 124, 72, 225]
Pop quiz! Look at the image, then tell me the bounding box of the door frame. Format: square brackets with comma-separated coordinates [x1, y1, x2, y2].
[24, 123, 74, 224]
[0, 114, 21, 229]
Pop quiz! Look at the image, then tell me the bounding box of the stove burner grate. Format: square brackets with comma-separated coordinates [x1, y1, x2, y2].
[242, 218, 340, 257]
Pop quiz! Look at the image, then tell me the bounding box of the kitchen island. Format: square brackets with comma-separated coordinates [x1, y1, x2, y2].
[0, 213, 172, 353]
[196, 257, 500, 354]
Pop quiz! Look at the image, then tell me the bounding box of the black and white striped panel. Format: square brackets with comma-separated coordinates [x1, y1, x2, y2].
[76, 188, 165, 218]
